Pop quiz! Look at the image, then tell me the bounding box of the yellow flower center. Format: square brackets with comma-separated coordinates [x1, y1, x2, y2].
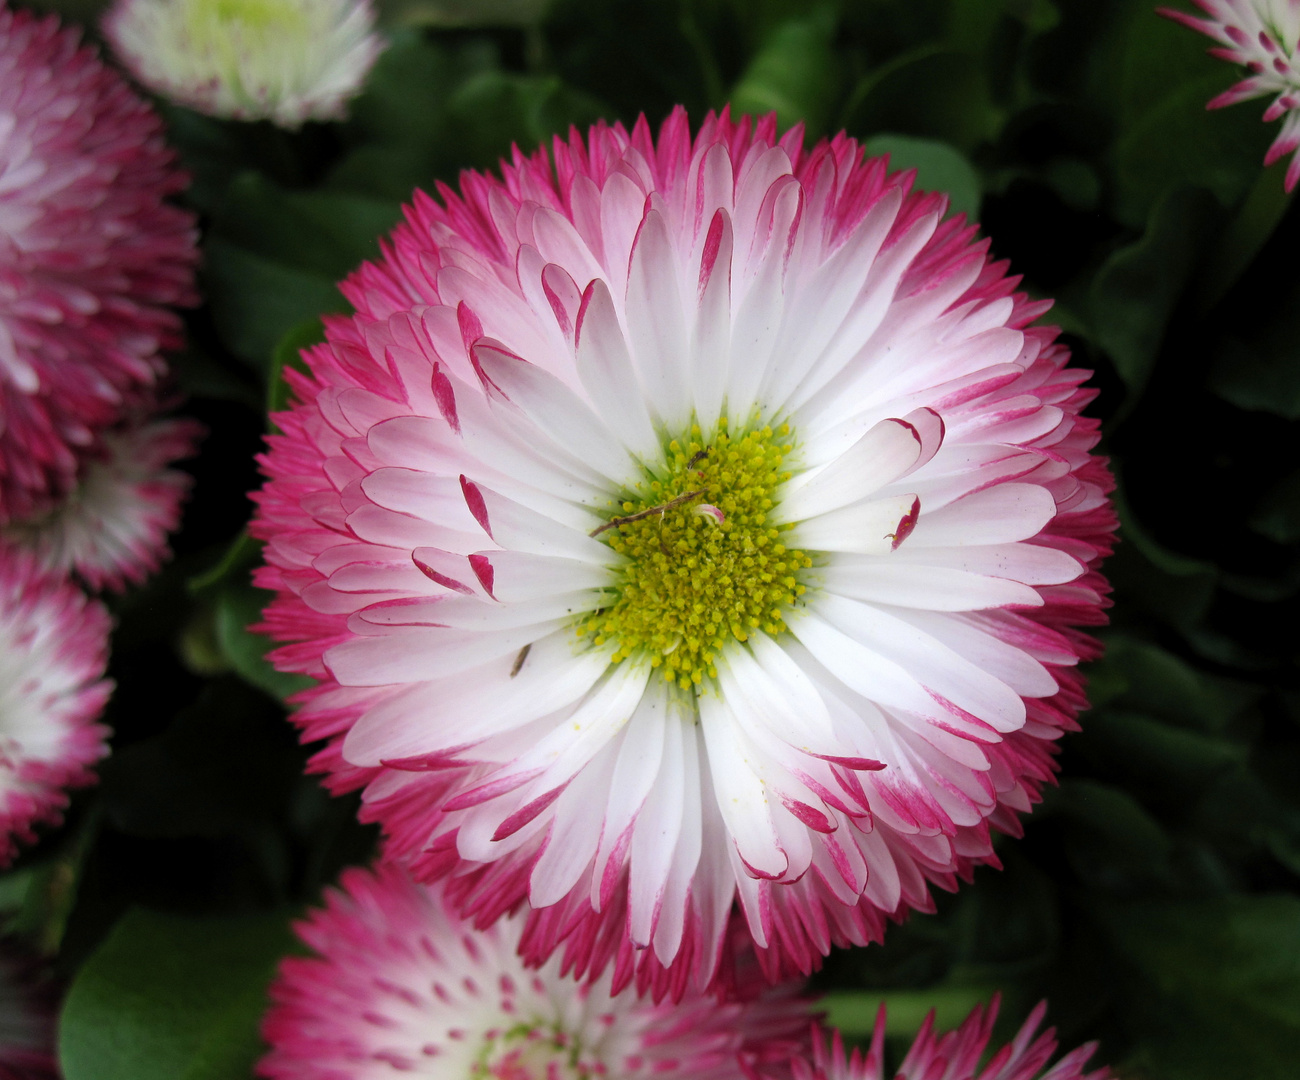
[581, 418, 811, 691]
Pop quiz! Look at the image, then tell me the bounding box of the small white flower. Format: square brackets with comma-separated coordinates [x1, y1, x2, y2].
[103, 0, 385, 128]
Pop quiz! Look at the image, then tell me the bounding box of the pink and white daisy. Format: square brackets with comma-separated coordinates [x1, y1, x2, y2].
[103, 0, 385, 129]
[0, 549, 111, 864]
[3, 414, 202, 593]
[253, 108, 1115, 996]
[782, 998, 1109, 1080]
[0, 942, 59, 1080]
[0, 2, 198, 525]
[1161, 0, 1300, 190]
[259, 862, 809, 1080]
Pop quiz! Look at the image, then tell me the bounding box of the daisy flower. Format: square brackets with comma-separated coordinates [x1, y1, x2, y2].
[4, 415, 202, 593]
[784, 998, 1109, 1080]
[253, 108, 1116, 996]
[0, 549, 111, 864]
[259, 862, 809, 1080]
[1161, 0, 1300, 190]
[103, 0, 386, 128]
[0, 3, 198, 524]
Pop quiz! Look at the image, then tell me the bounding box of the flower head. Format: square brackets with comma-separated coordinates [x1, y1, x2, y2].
[103, 0, 385, 128]
[785, 998, 1109, 1080]
[1161, 0, 1300, 190]
[3, 415, 201, 592]
[253, 109, 1115, 996]
[259, 862, 809, 1080]
[0, 941, 59, 1079]
[0, 549, 111, 864]
[0, 4, 197, 525]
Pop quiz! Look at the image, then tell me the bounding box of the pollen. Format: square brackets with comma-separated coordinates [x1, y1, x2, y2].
[580, 418, 812, 691]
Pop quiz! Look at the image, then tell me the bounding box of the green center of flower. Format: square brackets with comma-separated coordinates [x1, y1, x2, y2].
[581, 418, 811, 691]
[472, 1024, 591, 1080]
[192, 0, 306, 31]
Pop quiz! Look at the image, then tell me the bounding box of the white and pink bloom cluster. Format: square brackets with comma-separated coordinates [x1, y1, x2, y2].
[259, 862, 1111, 1080]
[103, 0, 385, 129]
[0, 3, 200, 862]
[253, 105, 1115, 1006]
[1162, 0, 1300, 190]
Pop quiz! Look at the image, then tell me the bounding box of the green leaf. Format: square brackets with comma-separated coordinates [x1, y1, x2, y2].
[1103, 896, 1300, 1080]
[1208, 286, 1300, 419]
[1105, 488, 1218, 630]
[444, 70, 607, 170]
[1099, 635, 1258, 733]
[60, 909, 293, 1080]
[1250, 467, 1300, 544]
[215, 583, 314, 702]
[1196, 167, 1294, 310]
[99, 679, 300, 840]
[730, 13, 842, 134]
[842, 48, 1002, 153]
[1079, 709, 1246, 793]
[203, 238, 348, 373]
[1049, 779, 1173, 887]
[821, 986, 999, 1039]
[268, 319, 327, 420]
[212, 174, 402, 280]
[863, 134, 981, 219]
[1088, 185, 1219, 393]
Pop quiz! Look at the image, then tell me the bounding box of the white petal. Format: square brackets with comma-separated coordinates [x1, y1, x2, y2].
[699, 694, 788, 880]
[629, 702, 687, 946]
[791, 492, 920, 554]
[688, 208, 732, 432]
[652, 723, 703, 964]
[816, 593, 1026, 732]
[625, 203, 692, 429]
[906, 483, 1056, 548]
[467, 549, 611, 603]
[461, 479, 612, 564]
[825, 558, 1044, 610]
[574, 278, 661, 463]
[591, 682, 668, 911]
[324, 620, 564, 687]
[781, 417, 924, 521]
[529, 737, 619, 906]
[473, 341, 638, 485]
[341, 633, 611, 765]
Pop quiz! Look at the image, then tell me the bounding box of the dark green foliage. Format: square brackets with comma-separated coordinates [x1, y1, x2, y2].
[8, 0, 1300, 1076]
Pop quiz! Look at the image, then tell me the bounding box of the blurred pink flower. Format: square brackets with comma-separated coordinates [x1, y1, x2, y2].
[259, 862, 809, 1080]
[0, 549, 110, 864]
[782, 997, 1109, 1080]
[3, 414, 202, 592]
[0, 3, 197, 524]
[1162, 0, 1300, 190]
[253, 108, 1115, 997]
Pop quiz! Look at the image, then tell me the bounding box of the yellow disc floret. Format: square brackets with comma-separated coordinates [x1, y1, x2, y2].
[580, 418, 812, 691]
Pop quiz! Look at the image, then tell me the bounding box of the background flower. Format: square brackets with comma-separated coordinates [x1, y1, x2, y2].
[260, 861, 809, 1080]
[0, 2, 197, 525]
[0, 549, 111, 865]
[253, 107, 1114, 994]
[782, 998, 1108, 1080]
[3, 415, 202, 593]
[103, 0, 386, 128]
[1161, 0, 1300, 190]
